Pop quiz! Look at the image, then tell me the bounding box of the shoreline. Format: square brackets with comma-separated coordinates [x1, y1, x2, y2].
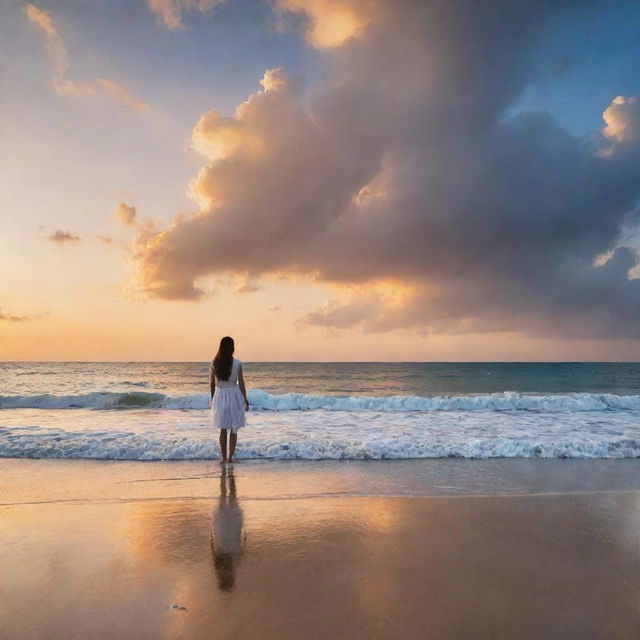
[2, 457, 640, 502]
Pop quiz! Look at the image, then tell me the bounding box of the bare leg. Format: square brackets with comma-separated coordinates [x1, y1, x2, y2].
[219, 429, 228, 462]
[228, 433, 238, 462]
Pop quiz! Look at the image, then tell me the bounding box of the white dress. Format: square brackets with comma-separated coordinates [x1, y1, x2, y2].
[211, 357, 246, 433]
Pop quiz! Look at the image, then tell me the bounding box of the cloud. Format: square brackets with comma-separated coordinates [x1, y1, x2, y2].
[48, 229, 81, 243]
[94, 79, 150, 113]
[24, 3, 150, 112]
[96, 234, 114, 244]
[300, 296, 382, 330]
[114, 201, 137, 227]
[235, 281, 260, 293]
[602, 96, 640, 145]
[0, 308, 46, 322]
[275, 0, 375, 48]
[0, 310, 30, 322]
[130, 0, 640, 339]
[147, 0, 226, 30]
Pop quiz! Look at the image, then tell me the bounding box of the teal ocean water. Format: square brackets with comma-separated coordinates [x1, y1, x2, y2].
[1, 362, 639, 459]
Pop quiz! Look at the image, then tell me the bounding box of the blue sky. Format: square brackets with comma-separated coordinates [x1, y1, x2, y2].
[510, 0, 640, 136]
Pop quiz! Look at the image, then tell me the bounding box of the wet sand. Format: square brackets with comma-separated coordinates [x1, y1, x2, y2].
[1, 459, 639, 639]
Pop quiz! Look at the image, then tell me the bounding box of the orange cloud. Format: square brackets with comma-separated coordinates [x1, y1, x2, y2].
[0, 307, 47, 322]
[0, 310, 30, 322]
[24, 3, 149, 111]
[147, 0, 226, 30]
[602, 95, 640, 145]
[114, 202, 137, 227]
[276, 0, 374, 48]
[235, 281, 260, 294]
[95, 79, 150, 113]
[131, 66, 369, 300]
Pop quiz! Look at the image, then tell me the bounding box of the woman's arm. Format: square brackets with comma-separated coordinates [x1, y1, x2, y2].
[238, 365, 249, 410]
[210, 362, 216, 399]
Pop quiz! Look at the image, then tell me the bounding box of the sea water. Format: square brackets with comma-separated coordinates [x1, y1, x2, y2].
[1, 362, 639, 460]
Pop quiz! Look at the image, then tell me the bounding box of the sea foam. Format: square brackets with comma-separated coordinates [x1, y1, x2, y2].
[2, 390, 640, 412]
[0, 426, 637, 460]
[1, 405, 639, 460]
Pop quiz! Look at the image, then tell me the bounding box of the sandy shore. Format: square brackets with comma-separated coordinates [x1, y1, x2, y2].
[1, 458, 639, 639]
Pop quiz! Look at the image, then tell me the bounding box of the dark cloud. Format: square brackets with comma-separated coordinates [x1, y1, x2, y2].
[48, 229, 81, 243]
[131, 0, 640, 339]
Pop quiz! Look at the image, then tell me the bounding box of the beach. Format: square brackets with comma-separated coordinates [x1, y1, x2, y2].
[7, 0, 640, 634]
[2, 458, 639, 640]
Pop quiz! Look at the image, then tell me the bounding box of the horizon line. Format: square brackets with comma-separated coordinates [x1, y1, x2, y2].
[2, 360, 640, 365]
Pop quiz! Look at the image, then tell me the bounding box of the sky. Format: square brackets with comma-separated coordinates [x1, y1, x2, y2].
[2, 0, 640, 361]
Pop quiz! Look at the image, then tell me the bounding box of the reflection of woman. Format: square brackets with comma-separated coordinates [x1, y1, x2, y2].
[210, 467, 245, 591]
[210, 336, 249, 464]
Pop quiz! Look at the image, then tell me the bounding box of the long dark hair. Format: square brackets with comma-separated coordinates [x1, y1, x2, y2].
[213, 336, 234, 381]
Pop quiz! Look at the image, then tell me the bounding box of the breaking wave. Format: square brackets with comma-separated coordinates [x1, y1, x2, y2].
[2, 390, 640, 412]
[0, 426, 638, 460]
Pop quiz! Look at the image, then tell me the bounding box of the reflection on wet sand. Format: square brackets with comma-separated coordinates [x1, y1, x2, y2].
[2, 460, 640, 640]
[210, 466, 244, 591]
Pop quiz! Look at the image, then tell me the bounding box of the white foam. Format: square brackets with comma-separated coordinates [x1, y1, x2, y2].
[2, 390, 640, 412]
[0, 407, 638, 460]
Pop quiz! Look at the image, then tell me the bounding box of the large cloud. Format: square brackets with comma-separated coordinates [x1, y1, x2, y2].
[131, 0, 640, 338]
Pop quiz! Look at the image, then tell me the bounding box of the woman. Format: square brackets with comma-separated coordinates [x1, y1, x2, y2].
[210, 336, 249, 463]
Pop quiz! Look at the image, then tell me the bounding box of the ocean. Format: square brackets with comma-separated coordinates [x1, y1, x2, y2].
[1, 362, 639, 460]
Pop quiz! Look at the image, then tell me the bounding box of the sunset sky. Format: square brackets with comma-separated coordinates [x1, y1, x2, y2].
[2, 0, 640, 361]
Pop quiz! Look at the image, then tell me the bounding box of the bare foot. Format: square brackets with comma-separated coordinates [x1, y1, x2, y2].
[227, 458, 240, 464]
[220, 458, 228, 464]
